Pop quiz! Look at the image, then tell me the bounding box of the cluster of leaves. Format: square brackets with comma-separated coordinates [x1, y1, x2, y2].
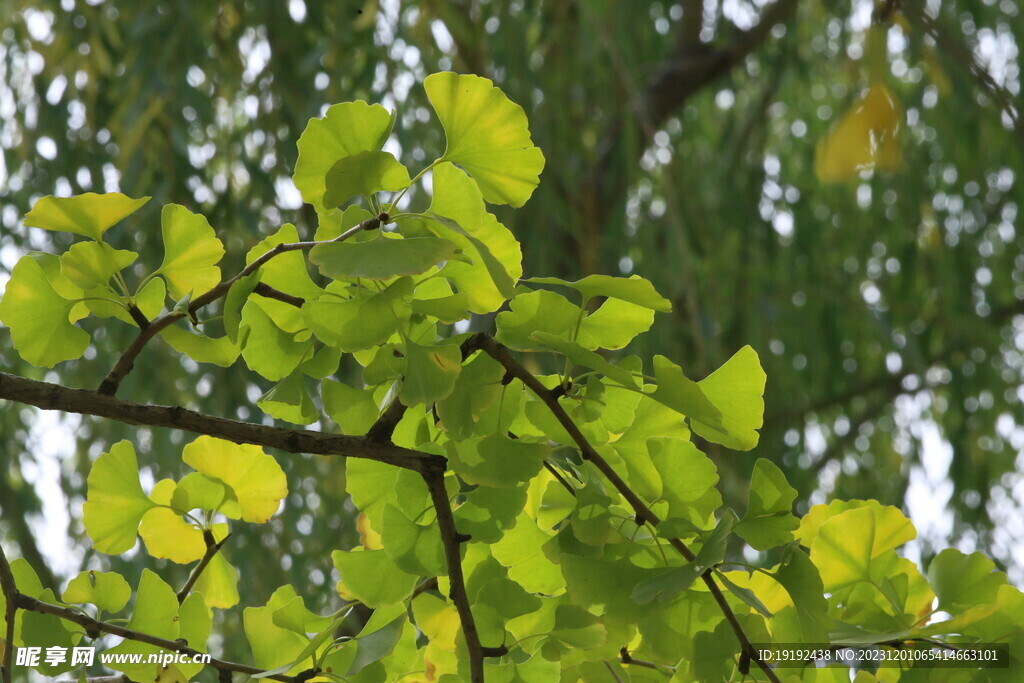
[0, 73, 1021, 682]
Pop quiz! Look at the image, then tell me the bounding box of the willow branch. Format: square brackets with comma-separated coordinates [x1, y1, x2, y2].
[0, 372, 441, 472]
[421, 468, 506, 683]
[177, 530, 229, 604]
[98, 216, 382, 396]
[0, 545, 17, 683]
[468, 333, 782, 683]
[10, 591, 296, 683]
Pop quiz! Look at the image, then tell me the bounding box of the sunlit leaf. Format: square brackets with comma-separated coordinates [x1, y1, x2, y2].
[294, 101, 395, 211]
[62, 570, 131, 614]
[59, 241, 137, 290]
[157, 203, 225, 299]
[425, 72, 545, 207]
[0, 255, 90, 367]
[182, 436, 287, 523]
[82, 441, 155, 554]
[24, 192, 149, 240]
[323, 150, 410, 208]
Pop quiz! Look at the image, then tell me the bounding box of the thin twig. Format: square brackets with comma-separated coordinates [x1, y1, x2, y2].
[468, 333, 782, 683]
[10, 592, 296, 683]
[98, 216, 382, 396]
[0, 372, 440, 472]
[253, 283, 305, 308]
[0, 545, 18, 683]
[177, 530, 229, 604]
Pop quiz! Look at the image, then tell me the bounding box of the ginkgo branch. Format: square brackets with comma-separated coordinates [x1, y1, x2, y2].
[0, 372, 440, 472]
[421, 467, 507, 683]
[98, 215, 383, 396]
[177, 530, 229, 604]
[9, 591, 297, 682]
[466, 332, 783, 683]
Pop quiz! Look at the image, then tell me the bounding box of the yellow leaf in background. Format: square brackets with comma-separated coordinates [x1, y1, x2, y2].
[356, 512, 383, 550]
[815, 84, 903, 183]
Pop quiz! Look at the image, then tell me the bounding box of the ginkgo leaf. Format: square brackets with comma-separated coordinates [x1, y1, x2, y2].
[735, 459, 799, 550]
[0, 255, 90, 367]
[157, 203, 225, 299]
[62, 570, 131, 613]
[425, 72, 545, 207]
[332, 549, 417, 607]
[293, 100, 395, 211]
[182, 435, 287, 523]
[194, 552, 241, 609]
[160, 325, 239, 367]
[809, 505, 916, 591]
[816, 84, 903, 183]
[323, 150, 411, 208]
[526, 274, 672, 312]
[399, 340, 463, 406]
[310, 235, 457, 280]
[82, 441, 155, 554]
[23, 192, 150, 240]
[138, 507, 207, 564]
[59, 241, 138, 290]
[689, 345, 767, 451]
[420, 162, 523, 312]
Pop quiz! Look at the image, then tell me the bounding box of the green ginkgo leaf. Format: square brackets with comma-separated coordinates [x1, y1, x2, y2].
[239, 302, 311, 381]
[293, 101, 395, 211]
[323, 150, 411, 208]
[182, 435, 287, 523]
[689, 345, 767, 451]
[421, 162, 523, 312]
[809, 505, 916, 591]
[380, 504, 447, 577]
[62, 570, 132, 613]
[82, 441, 155, 554]
[526, 274, 672, 312]
[0, 255, 90, 367]
[23, 192, 150, 240]
[257, 372, 319, 425]
[138, 506, 206, 564]
[735, 459, 799, 550]
[310, 235, 457, 280]
[425, 72, 545, 207]
[332, 549, 417, 607]
[157, 203, 225, 299]
[399, 340, 463, 406]
[194, 552, 241, 609]
[59, 241, 138, 290]
[160, 325, 239, 367]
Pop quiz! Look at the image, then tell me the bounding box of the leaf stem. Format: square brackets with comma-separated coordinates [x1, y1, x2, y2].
[386, 160, 438, 215]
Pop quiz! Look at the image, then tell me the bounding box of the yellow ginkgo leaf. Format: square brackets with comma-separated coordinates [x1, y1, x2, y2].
[182, 436, 288, 523]
[815, 84, 903, 183]
[139, 507, 207, 564]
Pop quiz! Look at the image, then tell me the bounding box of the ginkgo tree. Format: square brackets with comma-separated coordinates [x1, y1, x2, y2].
[0, 72, 1019, 683]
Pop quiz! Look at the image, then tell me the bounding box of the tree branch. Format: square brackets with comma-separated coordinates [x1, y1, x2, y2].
[0, 372, 441, 472]
[177, 530, 229, 604]
[365, 398, 408, 444]
[9, 589, 297, 683]
[98, 216, 382, 396]
[0, 545, 17, 683]
[421, 468, 505, 683]
[467, 333, 781, 683]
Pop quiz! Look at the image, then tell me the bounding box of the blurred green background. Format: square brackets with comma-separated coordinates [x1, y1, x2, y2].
[1, 0, 1022, 664]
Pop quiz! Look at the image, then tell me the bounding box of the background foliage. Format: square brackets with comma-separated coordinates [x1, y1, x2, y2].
[1, 0, 1022, 660]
